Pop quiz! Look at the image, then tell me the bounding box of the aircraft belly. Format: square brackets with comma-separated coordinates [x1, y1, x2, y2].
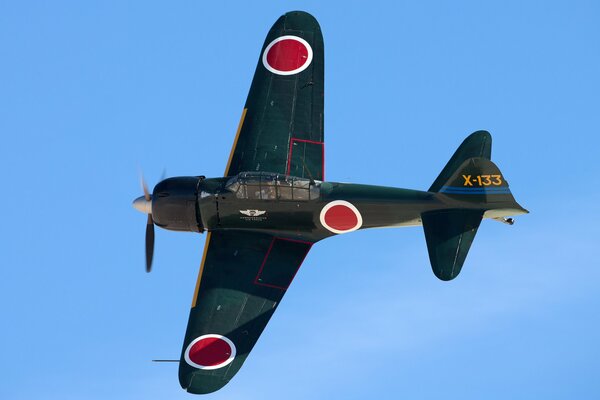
[214, 198, 322, 238]
[209, 184, 444, 238]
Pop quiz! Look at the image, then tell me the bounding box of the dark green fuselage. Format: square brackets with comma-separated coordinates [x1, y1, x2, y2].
[202, 177, 433, 241]
[152, 173, 520, 242]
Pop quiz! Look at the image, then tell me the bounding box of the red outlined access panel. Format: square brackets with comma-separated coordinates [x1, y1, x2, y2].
[286, 138, 324, 180]
[254, 237, 313, 290]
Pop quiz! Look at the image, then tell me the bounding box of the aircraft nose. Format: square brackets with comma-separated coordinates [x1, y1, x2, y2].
[133, 195, 152, 214]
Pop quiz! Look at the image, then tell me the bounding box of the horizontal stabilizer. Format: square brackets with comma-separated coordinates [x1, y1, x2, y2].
[422, 209, 483, 281]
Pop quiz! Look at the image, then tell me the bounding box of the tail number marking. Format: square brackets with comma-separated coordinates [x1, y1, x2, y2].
[463, 174, 503, 187]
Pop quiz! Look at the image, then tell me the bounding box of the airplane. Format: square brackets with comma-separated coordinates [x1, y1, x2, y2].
[132, 10, 527, 395]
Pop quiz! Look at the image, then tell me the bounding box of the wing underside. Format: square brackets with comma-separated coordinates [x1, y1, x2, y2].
[225, 11, 325, 180]
[179, 231, 313, 394]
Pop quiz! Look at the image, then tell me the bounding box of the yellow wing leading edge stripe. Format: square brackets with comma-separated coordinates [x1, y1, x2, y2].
[224, 108, 248, 176]
[191, 108, 246, 307]
[191, 231, 212, 307]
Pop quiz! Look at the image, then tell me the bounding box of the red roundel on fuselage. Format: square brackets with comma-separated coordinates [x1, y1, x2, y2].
[262, 36, 313, 75]
[324, 205, 359, 231]
[188, 337, 232, 367]
[319, 200, 363, 234]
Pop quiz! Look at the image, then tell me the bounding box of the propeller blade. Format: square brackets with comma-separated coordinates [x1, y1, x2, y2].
[145, 214, 155, 273]
[142, 176, 151, 202]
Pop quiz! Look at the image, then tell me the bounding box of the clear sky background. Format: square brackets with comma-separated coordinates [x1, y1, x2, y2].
[1, 1, 599, 399]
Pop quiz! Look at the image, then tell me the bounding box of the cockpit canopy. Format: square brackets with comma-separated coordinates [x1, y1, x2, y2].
[225, 172, 321, 201]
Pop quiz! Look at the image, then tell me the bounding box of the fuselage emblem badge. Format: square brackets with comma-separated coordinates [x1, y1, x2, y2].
[239, 209, 267, 221]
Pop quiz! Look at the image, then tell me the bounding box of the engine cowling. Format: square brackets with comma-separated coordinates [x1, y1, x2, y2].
[151, 177, 203, 232]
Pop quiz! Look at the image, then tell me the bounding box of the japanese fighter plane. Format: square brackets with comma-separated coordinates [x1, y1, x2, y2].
[132, 10, 527, 394]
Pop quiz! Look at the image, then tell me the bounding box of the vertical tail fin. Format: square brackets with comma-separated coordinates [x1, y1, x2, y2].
[437, 157, 518, 204]
[429, 130, 492, 192]
[423, 131, 527, 281]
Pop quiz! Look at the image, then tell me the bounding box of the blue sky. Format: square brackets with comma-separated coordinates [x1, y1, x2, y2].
[1, 1, 599, 399]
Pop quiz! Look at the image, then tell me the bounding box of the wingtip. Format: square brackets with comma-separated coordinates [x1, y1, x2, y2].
[179, 371, 232, 395]
[280, 10, 321, 30]
[466, 130, 492, 145]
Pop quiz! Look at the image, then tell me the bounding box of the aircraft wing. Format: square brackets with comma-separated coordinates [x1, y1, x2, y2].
[224, 11, 325, 180]
[178, 231, 313, 394]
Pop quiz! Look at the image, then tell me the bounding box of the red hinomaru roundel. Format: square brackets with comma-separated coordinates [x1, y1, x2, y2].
[262, 35, 313, 76]
[319, 200, 363, 234]
[184, 334, 236, 370]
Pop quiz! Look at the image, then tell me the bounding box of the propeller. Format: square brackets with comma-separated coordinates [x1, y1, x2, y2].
[134, 175, 155, 272]
[142, 178, 155, 272]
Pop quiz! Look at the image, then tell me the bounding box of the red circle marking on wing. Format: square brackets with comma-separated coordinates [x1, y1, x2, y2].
[266, 39, 309, 72]
[324, 205, 359, 231]
[188, 337, 232, 367]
